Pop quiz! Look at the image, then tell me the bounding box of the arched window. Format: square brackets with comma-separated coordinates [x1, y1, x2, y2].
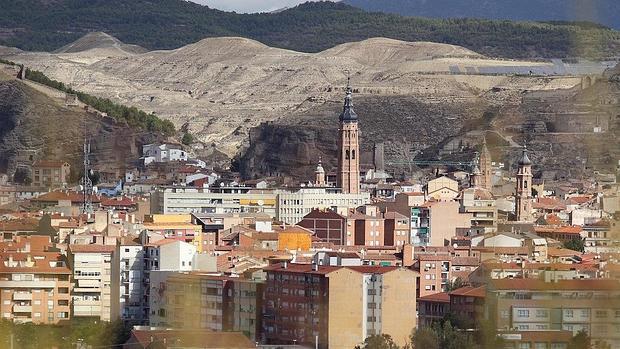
[345, 150, 350, 160]
[524, 180, 528, 189]
[351, 150, 356, 159]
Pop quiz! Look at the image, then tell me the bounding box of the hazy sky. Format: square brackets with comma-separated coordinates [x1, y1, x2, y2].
[190, 0, 334, 13]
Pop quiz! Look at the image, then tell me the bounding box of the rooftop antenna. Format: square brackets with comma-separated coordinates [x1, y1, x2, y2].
[81, 110, 93, 215]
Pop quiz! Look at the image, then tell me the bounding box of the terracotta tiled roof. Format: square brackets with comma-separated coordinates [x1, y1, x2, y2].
[32, 191, 101, 204]
[490, 278, 620, 291]
[418, 292, 450, 303]
[449, 285, 486, 298]
[0, 219, 39, 232]
[0, 252, 70, 274]
[547, 246, 581, 257]
[69, 244, 116, 253]
[130, 329, 256, 348]
[100, 196, 137, 207]
[567, 196, 592, 205]
[533, 197, 566, 211]
[33, 160, 68, 168]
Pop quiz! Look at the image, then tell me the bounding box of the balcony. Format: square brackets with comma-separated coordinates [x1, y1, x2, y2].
[13, 293, 32, 301]
[13, 305, 32, 313]
[0, 280, 55, 288]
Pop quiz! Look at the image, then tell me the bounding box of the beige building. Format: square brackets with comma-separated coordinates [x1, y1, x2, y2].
[32, 160, 71, 188]
[263, 263, 417, 349]
[0, 251, 72, 324]
[427, 176, 459, 201]
[68, 244, 120, 321]
[427, 201, 472, 246]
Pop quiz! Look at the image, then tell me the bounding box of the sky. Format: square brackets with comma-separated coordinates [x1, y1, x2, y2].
[189, 0, 334, 13]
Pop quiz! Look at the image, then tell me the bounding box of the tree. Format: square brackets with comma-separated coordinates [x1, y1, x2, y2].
[411, 327, 439, 349]
[358, 334, 400, 349]
[181, 132, 194, 145]
[563, 237, 585, 252]
[568, 330, 590, 349]
[445, 277, 466, 292]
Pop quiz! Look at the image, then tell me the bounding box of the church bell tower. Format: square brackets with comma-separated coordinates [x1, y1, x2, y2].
[337, 79, 360, 194]
[515, 145, 533, 222]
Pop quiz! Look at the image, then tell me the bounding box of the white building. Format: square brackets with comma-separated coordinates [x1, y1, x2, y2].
[276, 188, 370, 224]
[142, 144, 188, 165]
[119, 241, 145, 323]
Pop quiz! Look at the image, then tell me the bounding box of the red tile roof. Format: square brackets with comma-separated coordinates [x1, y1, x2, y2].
[32, 191, 101, 204]
[418, 292, 450, 303]
[129, 329, 256, 348]
[69, 244, 116, 253]
[449, 285, 486, 298]
[0, 252, 70, 274]
[100, 196, 137, 207]
[490, 278, 620, 291]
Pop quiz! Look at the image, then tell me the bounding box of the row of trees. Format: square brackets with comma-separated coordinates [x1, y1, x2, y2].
[23, 68, 175, 136]
[359, 326, 592, 349]
[0, 319, 131, 349]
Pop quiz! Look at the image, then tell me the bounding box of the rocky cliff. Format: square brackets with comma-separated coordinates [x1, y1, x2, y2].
[0, 69, 164, 182]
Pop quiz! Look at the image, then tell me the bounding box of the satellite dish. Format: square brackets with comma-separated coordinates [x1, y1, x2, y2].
[453, 243, 458, 248]
[257, 200, 264, 206]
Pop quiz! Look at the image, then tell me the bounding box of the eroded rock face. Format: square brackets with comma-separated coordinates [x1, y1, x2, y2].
[0, 78, 164, 180]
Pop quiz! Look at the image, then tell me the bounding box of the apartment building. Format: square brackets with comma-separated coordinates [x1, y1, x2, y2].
[151, 187, 369, 225]
[119, 240, 145, 323]
[413, 255, 451, 298]
[149, 272, 263, 341]
[68, 244, 120, 321]
[263, 263, 417, 349]
[151, 187, 278, 216]
[460, 187, 497, 234]
[32, 160, 71, 188]
[142, 214, 203, 250]
[277, 188, 370, 224]
[486, 278, 620, 349]
[0, 251, 71, 324]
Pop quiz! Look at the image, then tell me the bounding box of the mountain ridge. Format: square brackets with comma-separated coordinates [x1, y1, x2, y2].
[344, 0, 620, 29]
[1, 0, 619, 59]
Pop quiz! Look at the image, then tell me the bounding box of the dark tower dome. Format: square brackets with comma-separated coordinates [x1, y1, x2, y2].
[339, 83, 358, 123]
[518, 145, 532, 166]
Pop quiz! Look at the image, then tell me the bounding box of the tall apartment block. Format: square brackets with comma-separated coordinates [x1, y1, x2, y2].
[263, 263, 417, 349]
[68, 244, 120, 321]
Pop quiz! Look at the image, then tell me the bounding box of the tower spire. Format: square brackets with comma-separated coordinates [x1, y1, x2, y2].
[337, 75, 360, 194]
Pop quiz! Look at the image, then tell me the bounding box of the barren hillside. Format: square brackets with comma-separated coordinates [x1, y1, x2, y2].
[0, 34, 585, 155]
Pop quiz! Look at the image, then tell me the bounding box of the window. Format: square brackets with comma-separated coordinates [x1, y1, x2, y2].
[564, 309, 574, 318]
[34, 300, 41, 305]
[34, 312, 41, 317]
[534, 343, 547, 349]
[595, 310, 607, 318]
[517, 309, 530, 317]
[501, 310, 509, 319]
[536, 309, 548, 318]
[2, 300, 9, 305]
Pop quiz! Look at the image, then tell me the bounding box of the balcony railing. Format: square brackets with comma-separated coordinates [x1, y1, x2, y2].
[13, 293, 33, 301]
[13, 305, 32, 313]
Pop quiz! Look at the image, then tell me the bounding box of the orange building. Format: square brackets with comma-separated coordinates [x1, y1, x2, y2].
[277, 226, 313, 251]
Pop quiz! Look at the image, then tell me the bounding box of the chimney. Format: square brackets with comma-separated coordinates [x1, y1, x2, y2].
[312, 260, 319, 271]
[283, 261, 288, 269]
